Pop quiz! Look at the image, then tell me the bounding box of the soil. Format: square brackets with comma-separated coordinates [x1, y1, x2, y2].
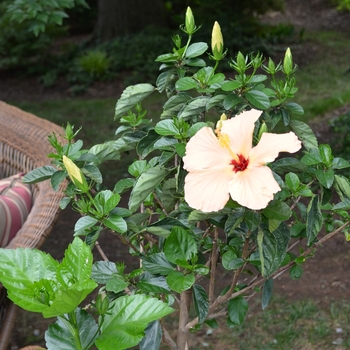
[2, 0, 350, 348]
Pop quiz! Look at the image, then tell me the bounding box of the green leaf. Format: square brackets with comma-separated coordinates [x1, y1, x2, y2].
[45, 308, 98, 350]
[262, 279, 273, 310]
[96, 295, 173, 349]
[290, 120, 318, 151]
[306, 196, 323, 246]
[227, 297, 248, 325]
[91, 261, 118, 284]
[333, 199, 350, 211]
[106, 278, 129, 293]
[187, 122, 208, 137]
[104, 214, 127, 233]
[285, 172, 300, 192]
[223, 94, 242, 110]
[315, 169, 334, 189]
[140, 321, 162, 350]
[115, 83, 155, 119]
[331, 157, 350, 170]
[22, 165, 57, 183]
[221, 80, 242, 91]
[50, 170, 66, 191]
[319, 144, 333, 166]
[192, 284, 209, 323]
[290, 265, 303, 280]
[142, 253, 175, 276]
[334, 175, 350, 199]
[137, 130, 161, 158]
[175, 77, 197, 91]
[262, 201, 291, 221]
[129, 166, 169, 212]
[244, 90, 270, 110]
[161, 93, 192, 118]
[257, 224, 290, 277]
[82, 164, 102, 184]
[137, 274, 170, 293]
[166, 271, 195, 293]
[271, 157, 308, 173]
[164, 227, 197, 264]
[178, 97, 209, 120]
[186, 42, 208, 58]
[285, 102, 304, 115]
[155, 119, 180, 136]
[74, 216, 98, 235]
[222, 250, 244, 270]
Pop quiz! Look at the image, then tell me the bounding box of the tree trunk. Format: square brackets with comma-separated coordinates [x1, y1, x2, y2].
[94, 0, 167, 41]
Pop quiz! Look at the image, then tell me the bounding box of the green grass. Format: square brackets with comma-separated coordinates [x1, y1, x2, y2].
[293, 31, 350, 120]
[186, 297, 350, 350]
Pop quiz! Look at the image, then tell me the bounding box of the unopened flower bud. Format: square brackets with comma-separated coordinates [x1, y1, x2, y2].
[63, 155, 89, 193]
[283, 47, 293, 75]
[185, 7, 195, 34]
[236, 52, 246, 73]
[257, 122, 268, 141]
[95, 292, 109, 315]
[215, 113, 227, 131]
[211, 21, 224, 60]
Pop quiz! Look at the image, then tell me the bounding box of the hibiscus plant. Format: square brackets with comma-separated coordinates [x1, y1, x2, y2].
[1, 7, 350, 350]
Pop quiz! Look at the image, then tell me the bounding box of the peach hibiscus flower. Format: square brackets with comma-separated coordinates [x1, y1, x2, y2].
[183, 109, 302, 212]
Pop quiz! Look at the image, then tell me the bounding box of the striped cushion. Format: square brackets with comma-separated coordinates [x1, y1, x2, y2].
[0, 173, 32, 247]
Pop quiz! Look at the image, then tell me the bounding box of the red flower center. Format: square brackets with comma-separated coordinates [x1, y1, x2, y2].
[230, 154, 249, 173]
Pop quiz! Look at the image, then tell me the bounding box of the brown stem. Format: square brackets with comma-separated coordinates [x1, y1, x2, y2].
[185, 222, 350, 330]
[153, 192, 169, 216]
[95, 241, 109, 261]
[177, 290, 192, 350]
[162, 326, 177, 350]
[208, 227, 219, 303]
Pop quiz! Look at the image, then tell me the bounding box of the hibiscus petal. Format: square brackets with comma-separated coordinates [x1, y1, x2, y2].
[183, 127, 231, 172]
[228, 166, 280, 210]
[184, 168, 233, 212]
[249, 132, 302, 165]
[221, 109, 261, 157]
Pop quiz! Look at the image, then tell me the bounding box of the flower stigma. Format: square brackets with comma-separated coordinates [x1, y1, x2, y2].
[231, 154, 249, 173]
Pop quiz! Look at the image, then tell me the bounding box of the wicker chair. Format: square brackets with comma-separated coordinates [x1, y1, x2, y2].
[0, 101, 66, 350]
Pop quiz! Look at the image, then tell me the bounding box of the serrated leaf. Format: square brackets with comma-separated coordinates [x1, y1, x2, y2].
[96, 295, 173, 349]
[115, 83, 155, 119]
[335, 175, 350, 199]
[155, 119, 180, 136]
[137, 129, 162, 158]
[137, 275, 170, 293]
[106, 278, 129, 293]
[290, 120, 318, 151]
[45, 308, 98, 350]
[82, 164, 102, 183]
[164, 227, 197, 264]
[129, 166, 169, 212]
[245, 90, 270, 110]
[192, 284, 209, 323]
[166, 271, 195, 293]
[139, 321, 162, 350]
[262, 279, 273, 310]
[178, 97, 209, 120]
[227, 297, 248, 325]
[142, 253, 175, 275]
[91, 261, 118, 284]
[306, 196, 323, 245]
[22, 166, 57, 183]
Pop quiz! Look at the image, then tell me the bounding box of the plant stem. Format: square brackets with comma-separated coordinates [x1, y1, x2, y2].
[177, 289, 192, 350]
[208, 227, 219, 303]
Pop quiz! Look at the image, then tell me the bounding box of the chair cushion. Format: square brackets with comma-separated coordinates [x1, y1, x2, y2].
[0, 173, 32, 247]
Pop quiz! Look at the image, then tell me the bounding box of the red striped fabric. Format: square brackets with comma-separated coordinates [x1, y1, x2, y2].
[0, 173, 32, 247]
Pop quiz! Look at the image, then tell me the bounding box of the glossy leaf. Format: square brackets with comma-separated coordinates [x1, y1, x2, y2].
[315, 169, 334, 189]
[166, 271, 195, 293]
[91, 261, 118, 284]
[175, 77, 197, 91]
[115, 83, 155, 119]
[139, 321, 162, 350]
[96, 295, 173, 349]
[142, 253, 175, 276]
[290, 120, 318, 151]
[262, 279, 273, 310]
[244, 90, 270, 110]
[306, 196, 323, 245]
[186, 42, 208, 58]
[22, 165, 57, 183]
[262, 201, 291, 221]
[227, 297, 248, 325]
[192, 284, 209, 323]
[155, 119, 180, 136]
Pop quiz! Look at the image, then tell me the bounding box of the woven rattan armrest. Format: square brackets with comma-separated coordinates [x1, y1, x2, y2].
[0, 101, 66, 350]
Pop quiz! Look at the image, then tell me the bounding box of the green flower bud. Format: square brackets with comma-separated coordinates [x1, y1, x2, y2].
[257, 122, 268, 141]
[283, 47, 293, 75]
[236, 52, 246, 73]
[268, 58, 276, 74]
[211, 21, 224, 60]
[185, 7, 195, 34]
[95, 292, 109, 315]
[63, 155, 89, 193]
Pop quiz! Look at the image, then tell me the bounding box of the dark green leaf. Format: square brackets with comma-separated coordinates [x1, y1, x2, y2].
[50, 170, 66, 191]
[140, 321, 162, 350]
[319, 144, 333, 166]
[104, 214, 127, 233]
[271, 157, 308, 173]
[285, 102, 304, 115]
[22, 166, 57, 183]
[315, 169, 334, 189]
[142, 253, 175, 276]
[290, 265, 303, 279]
[164, 227, 197, 264]
[331, 157, 350, 170]
[74, 216, 98, 235]
[137, 130, 162, 157]
[290, 120, 318, 151]
[115, 83, 155, 119]
[227, 297, 248, 325]
[91, 261, 118, 284]
[129, 166, 169, 212]
[223, 94, 242, 110]
[166, 271, 195, 293]
[155, 119, 180, 136]
[262, 279, 273, 310]
[106, 278, 129, 293]
[192, 284, 209, 323]
[306, 196, 323, 246]
[178, 97, 209, 120]
[175, 77, 197, 91]
[262, 201, 291, 221]
[285, 172, 300, 192]
[334, 175, 350, 199]
[45, 308, 98, 350]
[244, 90, 270, 110]
[221, 80, 242, 91]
